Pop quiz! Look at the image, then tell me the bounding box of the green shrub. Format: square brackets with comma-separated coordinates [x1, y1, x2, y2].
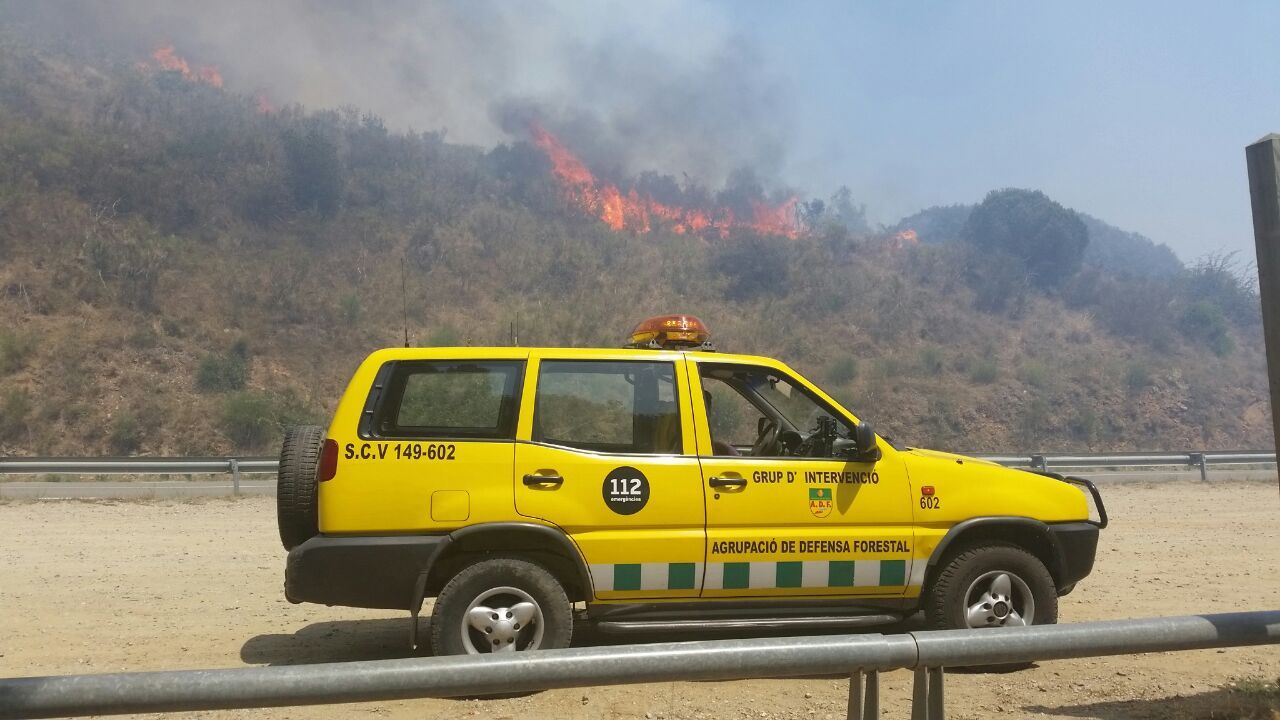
[196, 342, 250, 391]
[0, 330, 34, 374]
[828, 357, 859, 384]
[1179, 301, 1234, 357]
[1124, 363, 1153, 394]
[108, 414, 143, 454]
[871, 357, 901, 380]
[126, 326, 159, 350]
[918, 347, 944, 375]
[709, 233, 791, 301]
[339, 293, 361, 324]
[221, 393, 275, 450]
[1069, 409, 1100, 443]
[0, 388, 31, 441]
[425, 325, 462, 347]
[968, 357, 999, 384]
[220, 390, 317, 452]
[1017, 397, 1053, 445]
[1018, 360, 1051, 390]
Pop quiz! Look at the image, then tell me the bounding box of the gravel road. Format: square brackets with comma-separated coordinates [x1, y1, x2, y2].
[1, 480, 1278, 719]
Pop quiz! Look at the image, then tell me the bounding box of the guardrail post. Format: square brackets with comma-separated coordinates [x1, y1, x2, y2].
[911, 667, 946, 720]
[229, 458, 240, 497]
[911, 668, 926, 720]
[847, 672, 863, 720]
[927, 667, 945, 719]
[1190, 452, 1208, 482]
[847, 670, 879, 720]
[1031, 454, 1048, 472]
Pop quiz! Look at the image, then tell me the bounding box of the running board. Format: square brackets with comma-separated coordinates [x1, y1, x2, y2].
[594, 614, 901, 634]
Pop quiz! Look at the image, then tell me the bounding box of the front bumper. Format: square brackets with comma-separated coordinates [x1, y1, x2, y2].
[285, 534, 447, 610]
[1047, 521, 1100, 592]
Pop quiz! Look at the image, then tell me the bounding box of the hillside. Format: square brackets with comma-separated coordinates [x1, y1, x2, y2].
[0, 41, 1272, 457]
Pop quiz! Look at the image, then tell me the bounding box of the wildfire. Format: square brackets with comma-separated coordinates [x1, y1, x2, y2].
[141, 45, 224, 88]
[529, 124, 799, 238]
[893, 228, 919, 244]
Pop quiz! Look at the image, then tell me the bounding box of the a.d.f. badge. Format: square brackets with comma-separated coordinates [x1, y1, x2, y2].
[809, 487, 833, 518]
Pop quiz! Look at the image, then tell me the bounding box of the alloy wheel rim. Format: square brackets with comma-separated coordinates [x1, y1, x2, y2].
[460, 586, 545, 654]
[962, 570, 1035, 628]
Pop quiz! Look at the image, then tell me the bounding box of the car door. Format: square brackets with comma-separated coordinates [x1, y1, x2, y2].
[514, 352, 706, 600]
[691, 358, 916, 599]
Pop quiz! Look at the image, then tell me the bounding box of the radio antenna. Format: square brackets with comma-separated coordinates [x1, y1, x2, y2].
[401, 254, 410, 348]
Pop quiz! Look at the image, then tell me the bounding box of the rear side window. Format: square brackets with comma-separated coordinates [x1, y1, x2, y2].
[534, 360, 682, 454]
[371, 360, 523, 440]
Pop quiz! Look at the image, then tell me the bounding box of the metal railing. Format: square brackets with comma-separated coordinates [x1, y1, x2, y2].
[0, 450, 1271, 501]
[1, 451, 1273, 491]
[1, 610, 1278, 719]
[0, 457, 276, 495]
[0, 452, 1273, 475]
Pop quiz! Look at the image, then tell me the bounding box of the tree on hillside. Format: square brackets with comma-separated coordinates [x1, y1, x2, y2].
[962, 189, 1088, 287]
[282, 124, 342, 217]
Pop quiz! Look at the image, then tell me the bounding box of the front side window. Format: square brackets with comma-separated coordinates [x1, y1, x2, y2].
[700, 363, 851, 458]
[373, 360, 522, 439]
[534, 360, 682, 454]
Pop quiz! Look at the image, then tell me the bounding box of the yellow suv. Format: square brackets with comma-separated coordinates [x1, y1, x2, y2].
[277, 316, 1105, 656]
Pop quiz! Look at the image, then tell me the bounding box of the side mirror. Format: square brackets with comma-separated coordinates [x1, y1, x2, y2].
[850, 421, 881, 463]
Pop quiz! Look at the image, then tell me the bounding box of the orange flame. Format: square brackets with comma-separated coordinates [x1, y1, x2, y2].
[254, 91, 276, 114]
[144, 45, 224, 88]
[529, 123, 799, 238]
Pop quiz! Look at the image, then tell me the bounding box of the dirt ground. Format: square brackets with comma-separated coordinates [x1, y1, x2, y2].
[2, 480, 1279, 719]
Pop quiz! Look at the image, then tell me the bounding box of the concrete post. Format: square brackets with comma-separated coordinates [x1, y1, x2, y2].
[1246, 135, 1280, 486]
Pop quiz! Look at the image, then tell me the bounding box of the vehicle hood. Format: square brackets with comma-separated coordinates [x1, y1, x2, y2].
[898, 447, 1091, 523]
[902, 447, 1005, 468]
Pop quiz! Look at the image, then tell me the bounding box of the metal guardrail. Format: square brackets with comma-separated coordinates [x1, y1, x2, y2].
[0, 452, 1273, 475]
[1, 451, 1273, 490]
[1, 610, 1278, 719]
[0, 457, 276, 495]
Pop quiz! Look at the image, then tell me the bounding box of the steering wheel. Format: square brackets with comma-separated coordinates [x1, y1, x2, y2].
[777, 429, 803, 456]
[751, 418, 780, 457]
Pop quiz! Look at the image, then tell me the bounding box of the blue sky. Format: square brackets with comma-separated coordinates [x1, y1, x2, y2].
[729, 2, 1280, 262]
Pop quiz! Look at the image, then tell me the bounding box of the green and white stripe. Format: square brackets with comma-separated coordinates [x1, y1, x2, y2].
[590, 560, 915, 592]
[590, 562, 703, 592]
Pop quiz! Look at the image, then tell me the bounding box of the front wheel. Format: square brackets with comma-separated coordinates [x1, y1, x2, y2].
[429, 557, 572, 656]
[924, 544, 1057, 631]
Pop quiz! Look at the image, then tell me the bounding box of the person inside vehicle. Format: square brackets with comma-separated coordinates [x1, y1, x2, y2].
[705, 390, 741, 456]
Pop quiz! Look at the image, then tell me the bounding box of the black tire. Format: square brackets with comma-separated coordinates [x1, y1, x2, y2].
[277, 425, 323, 550]
[430, 557, 572, 656]
[923, 543, 1057, 631]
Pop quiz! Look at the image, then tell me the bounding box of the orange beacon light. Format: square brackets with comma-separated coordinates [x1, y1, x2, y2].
[625, 314, 714, 350]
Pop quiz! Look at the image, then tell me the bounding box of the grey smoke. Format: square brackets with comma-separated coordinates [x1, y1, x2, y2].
[1, 0, 793, 187]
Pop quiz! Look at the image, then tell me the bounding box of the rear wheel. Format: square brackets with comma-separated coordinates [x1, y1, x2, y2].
[924, 543, 1057, 631]
[276, 425, 323, 550]
[429, 557, 572, 656]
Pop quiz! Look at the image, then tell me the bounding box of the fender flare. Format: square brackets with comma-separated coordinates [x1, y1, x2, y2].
[925, 516, 1064, 582]
[409, 521, 593, 615]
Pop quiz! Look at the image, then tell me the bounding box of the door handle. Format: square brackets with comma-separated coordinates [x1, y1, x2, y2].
[523, 472, 564, 487]
[708, 475, 747, 489]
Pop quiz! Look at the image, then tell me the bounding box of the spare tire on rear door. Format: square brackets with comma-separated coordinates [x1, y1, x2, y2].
[277, 425, 324, 550]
